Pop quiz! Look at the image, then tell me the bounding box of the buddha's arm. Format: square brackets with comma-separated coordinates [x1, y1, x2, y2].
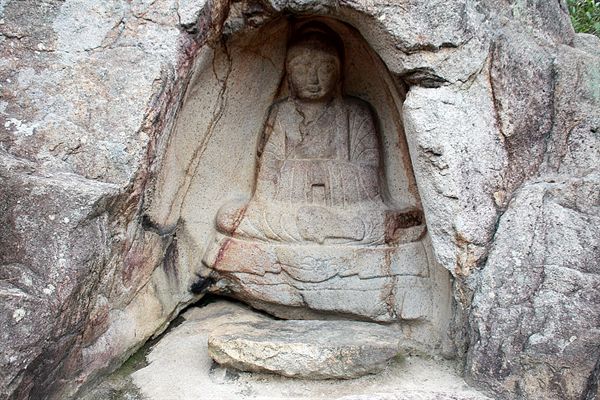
[348, 102, 381, 201]
[254, 104, 285, 201]
[349, 104, 380, 167]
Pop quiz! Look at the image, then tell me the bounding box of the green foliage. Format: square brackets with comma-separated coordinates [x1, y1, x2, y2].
[568, 0, 600, 36]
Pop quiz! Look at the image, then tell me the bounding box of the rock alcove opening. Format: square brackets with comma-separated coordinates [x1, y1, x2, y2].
[146, 14, 455, 356]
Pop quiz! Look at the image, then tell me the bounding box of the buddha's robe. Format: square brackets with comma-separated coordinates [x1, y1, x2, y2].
[216, 96, 405, 245]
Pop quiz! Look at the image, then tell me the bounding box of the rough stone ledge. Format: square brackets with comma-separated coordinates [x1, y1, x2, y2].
[208, 319, 403, 379]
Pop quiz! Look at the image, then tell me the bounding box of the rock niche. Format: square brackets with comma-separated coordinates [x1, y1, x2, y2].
[149, 17, 453, 357]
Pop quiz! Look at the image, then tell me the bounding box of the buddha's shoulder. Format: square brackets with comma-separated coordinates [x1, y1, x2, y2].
[266, 98, 293, 114]
[266, 96, 375, 115]
[341, 96, 375, 117]
[343, 96, 375, 118]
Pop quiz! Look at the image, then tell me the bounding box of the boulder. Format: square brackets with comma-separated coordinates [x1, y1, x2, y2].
[466, 37, 600, 400]
[0, 0, 211, 397]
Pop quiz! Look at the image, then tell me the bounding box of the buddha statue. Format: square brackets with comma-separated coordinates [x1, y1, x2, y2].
[214, 23, 422, 246]
[202, 22, 427, 322]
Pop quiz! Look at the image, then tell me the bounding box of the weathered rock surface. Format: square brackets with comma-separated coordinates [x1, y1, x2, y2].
[467, 177, 600, 399]
[466, 35, 600, 400]
[1, 0, 598, 398]
[208, 319, 402, 379]
[0, 151, 120, 398]
[0, 0, 211, 398]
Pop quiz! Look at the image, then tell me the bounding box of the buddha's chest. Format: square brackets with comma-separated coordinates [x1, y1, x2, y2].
[284, 113, 348, 160]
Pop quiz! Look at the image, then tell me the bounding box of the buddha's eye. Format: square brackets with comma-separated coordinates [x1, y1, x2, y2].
[290, 59, 307, 70]
[291, 61, 308, 70]
[320, 63, 336, 75]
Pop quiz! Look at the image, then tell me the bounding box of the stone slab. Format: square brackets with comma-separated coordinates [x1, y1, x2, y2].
[208, 319, 403, 379]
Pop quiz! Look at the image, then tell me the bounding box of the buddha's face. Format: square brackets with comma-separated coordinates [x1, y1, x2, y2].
[287, 47, 340, 102]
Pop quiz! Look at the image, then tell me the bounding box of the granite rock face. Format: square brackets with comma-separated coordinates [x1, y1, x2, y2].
[208, 319, 403, 379]
[468, 177, 600, 399]
[0, 0, 598, 399]
[0, 153, 120, 398]
[466, 37, 600, 399]
[0, 0, 211, 398]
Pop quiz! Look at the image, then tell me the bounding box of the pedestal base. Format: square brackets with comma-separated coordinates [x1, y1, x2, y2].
[203, 234, 434, 322]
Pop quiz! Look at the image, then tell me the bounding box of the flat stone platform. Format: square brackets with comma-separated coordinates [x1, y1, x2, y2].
[208, 319, 403, 379]
[80, 301, 492, 400]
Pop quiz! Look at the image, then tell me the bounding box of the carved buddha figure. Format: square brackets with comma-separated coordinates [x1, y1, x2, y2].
[215, 23, 422, 246]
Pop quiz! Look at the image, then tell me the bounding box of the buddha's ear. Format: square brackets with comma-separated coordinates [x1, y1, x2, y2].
[334, 57, 344, 94]
[338, 72, 344, 94]
[286, 73, 296, 99]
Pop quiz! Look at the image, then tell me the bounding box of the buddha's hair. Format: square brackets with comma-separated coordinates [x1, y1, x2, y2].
[287, 21, 345, 64]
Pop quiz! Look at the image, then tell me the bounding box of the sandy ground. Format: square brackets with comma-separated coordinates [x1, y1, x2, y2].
[80, 301, 492, 400]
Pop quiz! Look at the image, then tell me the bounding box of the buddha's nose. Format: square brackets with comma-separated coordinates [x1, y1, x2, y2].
[308, 68, 319, 84]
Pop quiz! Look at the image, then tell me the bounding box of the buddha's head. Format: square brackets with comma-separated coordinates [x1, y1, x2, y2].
[286, 23, 344, 102]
